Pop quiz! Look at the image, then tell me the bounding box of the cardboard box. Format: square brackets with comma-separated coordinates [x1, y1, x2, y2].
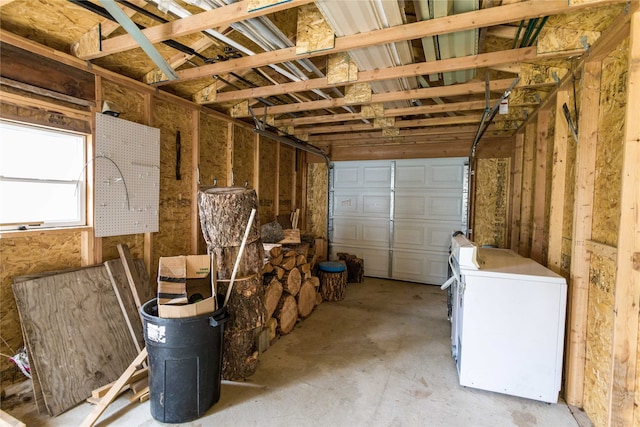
[157, 255, 216, 319]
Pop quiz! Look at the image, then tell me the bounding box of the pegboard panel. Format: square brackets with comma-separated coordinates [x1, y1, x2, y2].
[95, 113, 160, 237]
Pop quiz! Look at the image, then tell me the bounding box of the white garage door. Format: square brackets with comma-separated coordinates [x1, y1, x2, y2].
[330, 158, 467, 285]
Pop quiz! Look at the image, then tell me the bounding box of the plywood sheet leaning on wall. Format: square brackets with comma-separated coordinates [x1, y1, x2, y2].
[0, 232, 82, 388]
[306, 162, 328, 238]
[12, 266, 138, 416]
[473, 158, 510, 248]
[591, 39, 628, 246]
[259, 137, 277, 224]
[583, 253, 615, 427]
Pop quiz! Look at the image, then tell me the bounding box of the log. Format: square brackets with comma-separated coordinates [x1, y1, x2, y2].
[269, 246, 282, 258]
[262, 262, 274, 275]
[222, 328, 260, 380]
[217, 275, 266, 331]
[319, 270, 347, 302]
[315, 292, 323, 306]
[281, 255, 296, 271]
[307, 276, 320, 289]
[337, 252, 365, 283]
[198, 187, 261, 248]
[282, 267, 301, 296]
[264, 277, 283, 320]
[266, 317, 278, 341]
[269, 254, 283, 266]
[297, 280, 316, 319]
[273, 266, 285, 280]
[283, 250, 297, 258]
[300, 263, 311, 274]
[275, 294, 297, 335]
[296, 254, 307, 266]
[211, 239, 264, 279]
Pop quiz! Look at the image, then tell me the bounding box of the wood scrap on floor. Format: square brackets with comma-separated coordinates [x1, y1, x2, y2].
[336, 252, 365, 283]
[0, 409, 26, 427]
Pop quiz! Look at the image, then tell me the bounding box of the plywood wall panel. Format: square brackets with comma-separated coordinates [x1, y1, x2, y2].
[584, 253, 615, 427]
[306, 162, 327, 238]
[0, 232, 81, 386]
[152, 98, 194, 278]
[591, 39, 628, 246]
[199, 112, 228, 187]
[101, 79, 145, 125]
[259, 137, 278, 225]
[279, 145, 294, 215]
[233, 125, 254, 187]
[473, 158, 510, 248]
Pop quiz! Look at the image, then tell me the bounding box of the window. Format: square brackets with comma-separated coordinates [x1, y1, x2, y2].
[0, 120, 87, 230]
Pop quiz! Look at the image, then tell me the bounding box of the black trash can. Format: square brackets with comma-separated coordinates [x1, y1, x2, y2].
[141, 299, 229, 423]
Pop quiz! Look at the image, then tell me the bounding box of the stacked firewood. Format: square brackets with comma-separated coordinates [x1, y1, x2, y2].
[262, 245, 321, 338]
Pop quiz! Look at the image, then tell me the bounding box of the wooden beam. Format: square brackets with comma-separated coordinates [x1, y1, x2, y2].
[509, 133, 524, 251]
[566, 60, 602, 407]
[227, 122, 234, 185]
[547, 89, 570, 275]
[204, 47, 577, 106]
[294, 114, 484, 135]
[588, 1, 639, 62]
[329, 141, 471, 161]
[518, 122, 536, 257]
[212, 77, 520, 107]
[530, 108, 550, 263]
[309, 125, 483, 141]
[76, 0, 315, 60]
[163, 0, 621, 85]
[609, 9, 640, 426]
[191, 109, 200, 254]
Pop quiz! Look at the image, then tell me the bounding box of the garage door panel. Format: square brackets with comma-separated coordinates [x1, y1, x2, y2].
[396, 158, 465, 189]
[333, 161, 390, 189]
[363, 166, 391, 187]
[332, 218, 360, 242]
[394, 220, 460, 251]
[392, 250, 449, 284]
[362, 222, 389, 244]
[334, 193, 360, 215]
[330, 245, 389, 279]
[332, 218, 389, 246]
[334, 192, 390, 217]
[363, 194, 390, 215]
[395, 191, 463, 220]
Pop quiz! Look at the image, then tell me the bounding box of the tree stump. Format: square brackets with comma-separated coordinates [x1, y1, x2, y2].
[197, 187, 264, 380]
[297, 280, 317, 319]
[198, 187, 261, 248]
[337, 252, 365, 283]
[319, 270, 347, 302]
[275, 294, 297, 334]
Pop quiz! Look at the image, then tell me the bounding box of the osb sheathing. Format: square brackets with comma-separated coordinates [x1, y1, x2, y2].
[306, 162, 327, 238]
[584, 253, 616, 427]
[279, 145, 294, 214]
[100, 79, 147, 261]
[0, 232, 81, 386]
[0, 96, 90, 134]
[473, 158, 510, 248]
[152, 98, 195, 278]
[259, 137, 278, 225]
[591, 39, 628, 246]
[199, 112, 229, 187]
[233, 125, 254, 187]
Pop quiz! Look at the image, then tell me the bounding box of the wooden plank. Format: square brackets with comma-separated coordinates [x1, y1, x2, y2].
[329, 141, 471, 161]
[585, 240, 618, 261]
[518, 123, 536, 257]
[210, 77, 516, 107]
[192, 109, 201, 254]
[530, 109, 550, 263]
[214, 48, 580, 110]
[565, 60, 602, 407]
[91, 367, 148, 399]
[104, 259, 144, 352]
[166, 0, 620, 85]
[77, 0, 315, 60]
[609, 9, 640, 426]
[12, 266, 139, 416]
[0, 410, 26, 427]
[80, 348, 147, 427]
[117, 244, 144, 311]
[547, 90, 570, 274]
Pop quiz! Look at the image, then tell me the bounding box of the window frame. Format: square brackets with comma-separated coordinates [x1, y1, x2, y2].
[0, 119, 88, 231]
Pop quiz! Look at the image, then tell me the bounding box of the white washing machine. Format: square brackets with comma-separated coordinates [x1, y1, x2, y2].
[445, 235, 567, 403]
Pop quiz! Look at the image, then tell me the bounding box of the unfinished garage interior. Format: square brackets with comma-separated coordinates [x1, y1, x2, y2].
[0, 0, 639, 426]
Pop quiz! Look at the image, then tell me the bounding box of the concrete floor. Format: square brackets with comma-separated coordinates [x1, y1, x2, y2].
[6, 278, 583, 426]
